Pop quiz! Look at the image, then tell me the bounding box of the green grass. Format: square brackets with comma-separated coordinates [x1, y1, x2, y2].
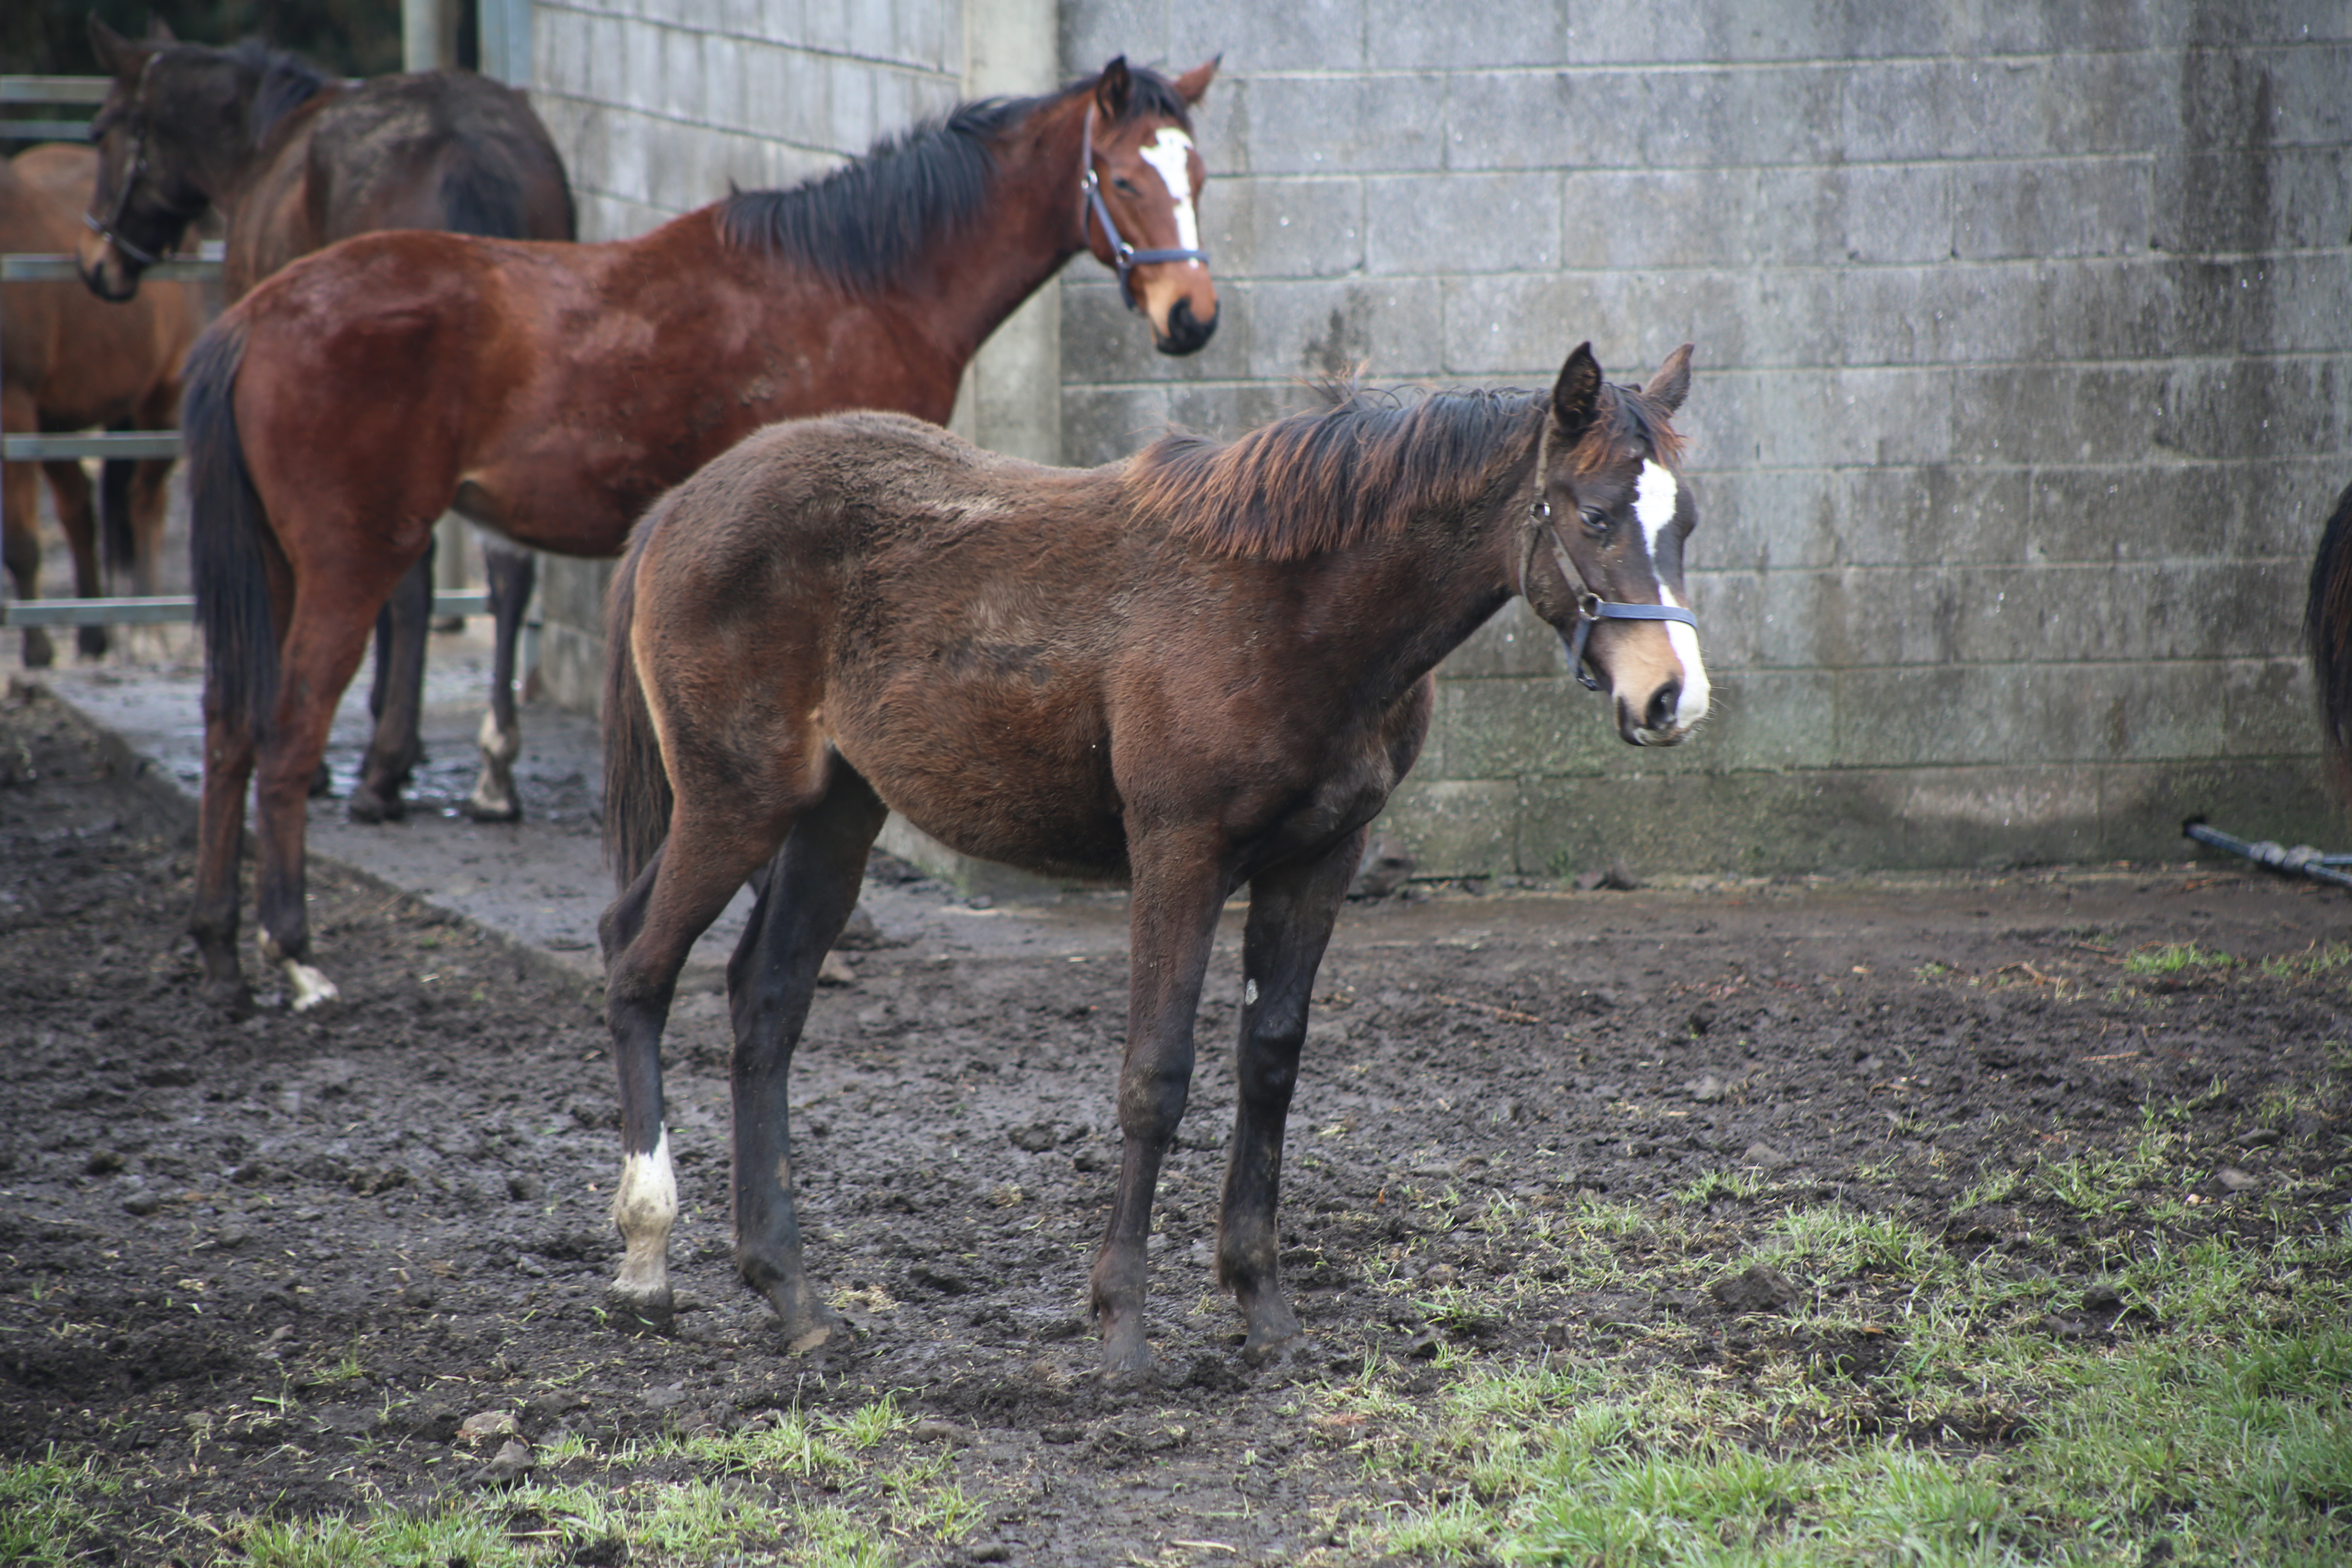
[0, 1450, 118, 1566]
[2123, 942, 2233, 977]
[1337, 1220, 2352, 1566]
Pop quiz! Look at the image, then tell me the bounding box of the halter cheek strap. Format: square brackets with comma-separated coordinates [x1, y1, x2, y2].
[1079, 105, 1211, 313]
[85, 52, 206, 272]
[1518, 499, 1699, 694]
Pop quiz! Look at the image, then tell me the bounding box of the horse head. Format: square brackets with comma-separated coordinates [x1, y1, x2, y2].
[1078, 57, 1220, 356]
[1519, 342, 1711, 746]
[79, 18, 214, 300]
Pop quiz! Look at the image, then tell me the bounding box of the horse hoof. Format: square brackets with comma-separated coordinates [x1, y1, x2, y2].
[459, 793, 522, 824]
[345, 789, 404, 825]
[202, 977, 255, 1018]
[307, 763, 334, 798]
[76, 626, 109, 659]
[1240, 1331, 1310, 1372]
[21, 629, 54, 669]
[605, 1281, 675, 1334]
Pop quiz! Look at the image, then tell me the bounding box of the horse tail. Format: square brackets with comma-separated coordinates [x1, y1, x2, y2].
[183, 315, 278, 734]
[99, 440, 135, 577]
[2307, 479, 2352, 796]
[602, 525, 675, 892]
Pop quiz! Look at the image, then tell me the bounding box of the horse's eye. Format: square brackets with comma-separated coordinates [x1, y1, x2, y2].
[1581, 508, 1610, 537]
[1113, 176, 1141, 197]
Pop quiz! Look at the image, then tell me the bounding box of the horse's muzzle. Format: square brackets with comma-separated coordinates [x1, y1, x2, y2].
[1155, 298, 1217, 356]
[76, 238, 142, 303]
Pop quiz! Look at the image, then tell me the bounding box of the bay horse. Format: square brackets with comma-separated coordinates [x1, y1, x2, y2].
[597, 343, 1709, 1368]
[183, 57, 1219, 1014]
[2309, 479, 2352, 799]
[1, 145, 198, 667]
[80, 17, 575, 826]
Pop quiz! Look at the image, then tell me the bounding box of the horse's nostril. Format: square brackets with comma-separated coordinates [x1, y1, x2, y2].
[1156, 297, 1216, 356]
[1645, 682, 1680, 732]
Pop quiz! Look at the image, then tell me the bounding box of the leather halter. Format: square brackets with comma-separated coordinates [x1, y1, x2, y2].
[1518, 497, 1699, 694]
[1078, 104, 1210, 313]
[84, 51, 207, 272]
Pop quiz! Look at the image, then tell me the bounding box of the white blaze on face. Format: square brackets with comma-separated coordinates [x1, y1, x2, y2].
[1633, 461, 1711, 727]
[1138, 128, 1203, 259]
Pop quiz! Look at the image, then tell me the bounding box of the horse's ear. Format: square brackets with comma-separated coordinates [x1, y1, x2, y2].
[89, 15, 135, 74]
[145, 16, 178, 42]
[1095, 57, 1134, 120]
[1646, 343, 1693, 416]
[1551, 342, 1602, 446]
[1172, 57, 1220, 105]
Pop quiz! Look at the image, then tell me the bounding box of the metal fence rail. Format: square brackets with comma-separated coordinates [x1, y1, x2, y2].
[0, 590, 495, 629]
[0, 76, 107, 142]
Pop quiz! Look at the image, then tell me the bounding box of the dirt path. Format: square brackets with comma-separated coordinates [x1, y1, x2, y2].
[2, 677, 2348, 1564]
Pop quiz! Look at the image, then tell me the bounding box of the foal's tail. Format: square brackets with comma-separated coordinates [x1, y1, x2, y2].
[602, 526, 675, 892]
[183, 316, 278, 733]
[2308, 479, 2352, 800]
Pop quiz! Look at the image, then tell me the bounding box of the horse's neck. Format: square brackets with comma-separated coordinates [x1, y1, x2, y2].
[887, 107, 1089, 369]
[1290, 522, 1519, 708]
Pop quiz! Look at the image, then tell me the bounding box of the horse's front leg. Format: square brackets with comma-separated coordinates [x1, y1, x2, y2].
[726, 769, 886, 1350]
[1093, 835, 1231, 1374]
[599, 805, 788, 1330]
[350, 547, 434, 823]
[462, 540, 535, 822]
[1218, 827, 1365, 1364]
[0, 419, 51, 668]
[43, 459, 105, 657]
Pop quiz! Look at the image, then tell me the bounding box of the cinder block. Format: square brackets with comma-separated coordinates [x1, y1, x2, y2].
[1954, 159, 2152, 261]
[1559, 169, 1757, 268]
[1950, 364, 2163, 466]
[1836, 263, 2047, 366]
[1059, 384, 1174, 466]
[1368, 0, 1564, 69]
[2152, 148, 2352, 253]
[1687, 668, 1838, 771]
[1688, 468, 1841, 573]
[1439, 599, 1567, 679]
[1434, 676, 1625, 779]
[2096, 759, 2338, 862]
[1207, 176, 1365, 280]
[1059, 277, 1241, 383]
[2182, 44, 2352, 151]
[2220, 657, 2318, 757]
[1216, 0, 1368, 72]
[699, 33, 744, 129]
[1836, 662, 2227, 769]
[1370, 779, 1517, 879]
[1750, 164, 1953, 267]
[2221, 458, 2352, 561]
[1838, 464, 2032, 568]
[1245, 74, 1447, 176]
[1244, 278, 1444, 382]
[1062, 0, 1166, 83]
[1441, 71, 1589, 174]
[1165, 382, 1295, 443]
[1566, 2, 1958, 65]
[2148, 357, 2352, 464]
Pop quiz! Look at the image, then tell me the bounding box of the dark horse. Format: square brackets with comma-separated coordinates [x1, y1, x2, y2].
[3, 144, 198, 665]
[80, 17, 575, 826]
[183, 58, 1219, 1013]
[2309, 479, 2352, 799]
[597, 343, 1709, 1368]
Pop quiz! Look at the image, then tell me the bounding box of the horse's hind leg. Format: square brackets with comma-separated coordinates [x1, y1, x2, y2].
[1216, 827, 1366, 1365]
[462, 539, 534, 822]
[42, 460, 105, 657]
[726, 766, 887, 1350]
[350, 546, 435, 823]
[600, 802, 794, 1330]
[0, 405, 50, 668]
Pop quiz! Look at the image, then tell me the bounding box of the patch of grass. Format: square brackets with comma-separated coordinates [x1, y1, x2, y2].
[2261, 942, 2352, 981]
[1676, 1168, 1765, 1205]
[2123, 942, 2233, 976]
[234, 1504, 522, 1568]
[0, 1450, 117, 1566]
[1763, 1205, 1945, 1285]
[1953, 1167, 2023, 1210]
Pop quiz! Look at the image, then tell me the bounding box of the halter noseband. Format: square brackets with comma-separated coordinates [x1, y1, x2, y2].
[1079, 104, 1210, 313]
[84, 51, 207, 272]
[1519, 497, 1699, 694]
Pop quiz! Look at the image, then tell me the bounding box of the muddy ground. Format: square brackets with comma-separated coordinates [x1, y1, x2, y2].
[2, 678, 2350, 1564]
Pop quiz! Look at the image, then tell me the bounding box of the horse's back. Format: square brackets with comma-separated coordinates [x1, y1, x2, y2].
[305, 70, 574, 243]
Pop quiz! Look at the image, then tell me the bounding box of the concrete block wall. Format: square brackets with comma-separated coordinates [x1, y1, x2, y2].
[1058, 0, 2352, 876]
[527, 0, 2352, 879]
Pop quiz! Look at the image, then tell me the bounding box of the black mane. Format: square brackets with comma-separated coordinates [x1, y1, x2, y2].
[717, 64, 1196, 296]
[208, 39, 332, 147]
